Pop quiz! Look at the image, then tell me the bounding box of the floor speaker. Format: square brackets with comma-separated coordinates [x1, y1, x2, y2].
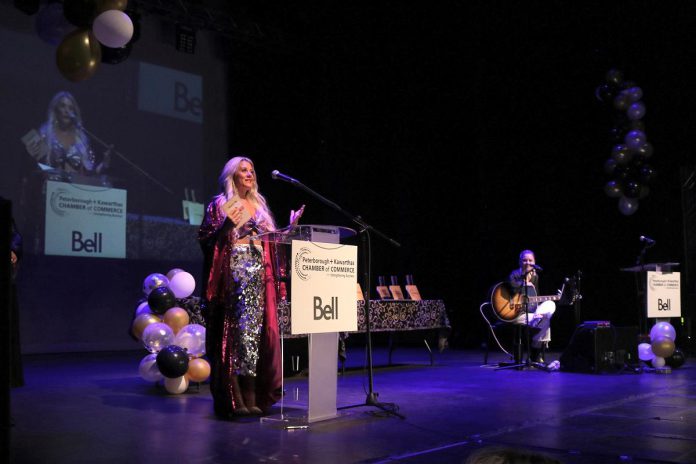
[560, 322, 639, 373]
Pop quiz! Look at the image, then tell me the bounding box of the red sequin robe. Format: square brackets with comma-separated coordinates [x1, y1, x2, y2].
[199, 200, 282, 414]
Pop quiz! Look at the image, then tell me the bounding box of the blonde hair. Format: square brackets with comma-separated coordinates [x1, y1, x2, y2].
[215, 156, 276, 230]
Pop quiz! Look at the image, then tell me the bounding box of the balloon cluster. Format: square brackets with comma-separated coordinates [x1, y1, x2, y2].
[34, 0, 135, 82]
[637, 321, 685, 369]
[132, 269, 210, 394]
[596, 69, 656, 216]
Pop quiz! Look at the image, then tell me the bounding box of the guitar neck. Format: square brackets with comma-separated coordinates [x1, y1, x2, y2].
[527, 294, 560, 304]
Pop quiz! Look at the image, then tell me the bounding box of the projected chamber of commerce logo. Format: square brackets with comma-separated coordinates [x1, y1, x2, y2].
[49, 190, 124, 218]
[293, 246, 356, 282]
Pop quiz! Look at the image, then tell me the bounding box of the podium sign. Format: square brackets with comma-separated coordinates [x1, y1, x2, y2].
[646, 271, 681, 318]
[44, 181, 127, 258]
[290, 240, 358, 334]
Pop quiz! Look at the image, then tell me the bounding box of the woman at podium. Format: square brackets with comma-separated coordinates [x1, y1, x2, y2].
[199, 156, 304, 418]
[25, 91, 111, 175]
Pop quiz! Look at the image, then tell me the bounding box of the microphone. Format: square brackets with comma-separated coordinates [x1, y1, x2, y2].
[271, 170, 299, 184]
[640, 235, 656, 245]
[67, 111, 82, 127]
[530, 264, 543, 272]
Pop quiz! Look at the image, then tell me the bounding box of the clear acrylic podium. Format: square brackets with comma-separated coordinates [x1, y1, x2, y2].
[256, 224, 356, 426]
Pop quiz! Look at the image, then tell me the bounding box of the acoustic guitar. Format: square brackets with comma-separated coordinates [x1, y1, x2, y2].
[490, 279, 577, 321]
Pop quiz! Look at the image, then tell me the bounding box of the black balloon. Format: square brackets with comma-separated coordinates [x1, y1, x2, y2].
[637, 142, 653, 158]
[611, 144, 631, 164]
[101, 43, 132, 64]
[156, 345, 190, 378]
[148, 287, 177, 315]
[631, 154, 647, 168]
[608, 127, 625, 143]
[606, 68, 624, 86]
[604, 158, 618, 175]
[614, 165, 630, 180]
[623, 181, 642, 199]
[666, 348, 686, 368]
[630, 120, 645, 131]
[63, 0, 96, 27]
[640, 165, 656, 183]
[613, 93, 630, 111]
[595, 83, 615, 103]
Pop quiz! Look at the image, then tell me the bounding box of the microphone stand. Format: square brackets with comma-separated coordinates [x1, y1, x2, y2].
[76, 121, 174, 195]
[272, 173, 404, 419]
[634, 240, 654, 335]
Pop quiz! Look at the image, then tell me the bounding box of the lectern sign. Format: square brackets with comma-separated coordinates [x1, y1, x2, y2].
[646, 271, 681, 318]
[291, 240, 358, 334]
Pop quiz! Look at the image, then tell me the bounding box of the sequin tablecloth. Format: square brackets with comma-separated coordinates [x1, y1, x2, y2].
[277, 299, 450, 335]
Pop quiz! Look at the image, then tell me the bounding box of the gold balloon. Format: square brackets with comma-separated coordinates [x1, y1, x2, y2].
[131, 313, 161, 340]
[163, 307, 190, 334]
[186, 358, 211, 383]
[95, 0, 128, 13]
[56, 28, 101, 82]
[651, 337, 676, 358]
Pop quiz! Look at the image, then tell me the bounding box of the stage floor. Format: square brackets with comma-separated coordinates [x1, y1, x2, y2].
[8, 347, 696, 463]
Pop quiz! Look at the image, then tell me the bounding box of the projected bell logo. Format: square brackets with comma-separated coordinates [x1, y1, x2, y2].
[138, 62, 203, 124]
[72, 231, 103, 253]
[45, 181, 127, 259]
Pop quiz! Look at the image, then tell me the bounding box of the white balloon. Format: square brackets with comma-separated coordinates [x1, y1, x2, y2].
[142, 322, 174, 353]
[135, 301, 151, 317]
[174, 324, 206, 357]
[138, 353, 163, 382]
[652, 356, 666, 368]
[169, 271, 196, 299]
[650, 322, 677, 342]
[143, 273, 169, 296]
[167, 268, 184, 280]
[164, 375, 189, 394]
[638, 342, 655, 361]
[93, 10, 134, 48]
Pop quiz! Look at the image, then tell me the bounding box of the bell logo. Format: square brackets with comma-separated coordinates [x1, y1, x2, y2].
[314, 296, 338, 320]
[72, 231, 103, 253]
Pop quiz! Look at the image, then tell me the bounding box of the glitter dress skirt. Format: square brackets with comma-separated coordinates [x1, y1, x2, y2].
[229, 244, 265, 376]
[206, 244, 266, 415]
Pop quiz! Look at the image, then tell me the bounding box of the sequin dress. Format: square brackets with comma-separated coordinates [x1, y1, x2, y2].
[39, 123, 96, 173]
[199, 199, 282, 415]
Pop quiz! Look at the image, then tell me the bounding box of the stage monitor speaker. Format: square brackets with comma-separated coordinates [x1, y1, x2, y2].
[560, 322, 639, 373]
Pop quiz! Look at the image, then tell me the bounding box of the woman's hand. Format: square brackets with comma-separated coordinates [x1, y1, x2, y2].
[226, 205, 244, 227]
[289, 204, 305, 226]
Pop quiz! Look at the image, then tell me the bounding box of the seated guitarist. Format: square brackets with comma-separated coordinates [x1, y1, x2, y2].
[508, 249, 556, 363]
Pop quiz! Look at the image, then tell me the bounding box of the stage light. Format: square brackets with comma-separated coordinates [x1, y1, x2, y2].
[175, 23, 196, 54]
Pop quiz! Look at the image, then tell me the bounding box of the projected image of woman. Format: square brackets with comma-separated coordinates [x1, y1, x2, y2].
[27, 91, 110, 175]
[199, 156, 304, 418]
